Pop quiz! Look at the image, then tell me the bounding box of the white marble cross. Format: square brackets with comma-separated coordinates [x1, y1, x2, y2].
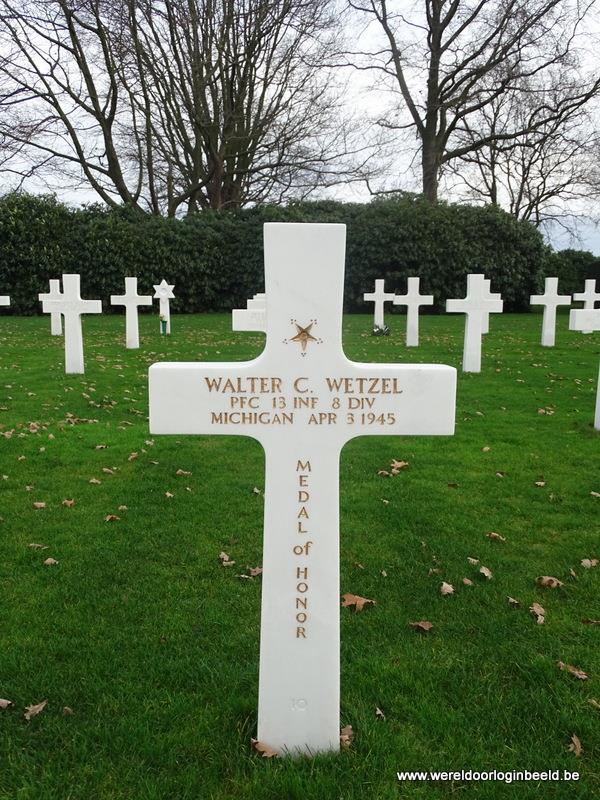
[529, 277, 571, 347]
[232, 293, 267, 332]
[0, 294, 9, 308]
[38, 279, 63, 336]
[153, 280, 175, 334]
[110, 277, 153, 348]
[41, 274, 102, 374]
[363, 279, 395, 328]
[446, 274, 503, 372]
[573, 279, 600, 334]
[393, 277, 434, 346]
[569, 307, 600, 429]
[149, 223, 456, 755]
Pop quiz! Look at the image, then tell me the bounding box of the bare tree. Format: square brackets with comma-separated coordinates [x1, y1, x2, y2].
[447, 77, 600, 232]
[345, 0, 600, 203]
[0, 0, 370, 214]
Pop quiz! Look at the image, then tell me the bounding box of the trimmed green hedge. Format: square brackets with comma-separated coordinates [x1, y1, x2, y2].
[0, 192, 575, 316]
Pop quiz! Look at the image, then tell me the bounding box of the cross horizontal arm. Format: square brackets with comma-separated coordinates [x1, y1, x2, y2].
[149, 358, 455, 444]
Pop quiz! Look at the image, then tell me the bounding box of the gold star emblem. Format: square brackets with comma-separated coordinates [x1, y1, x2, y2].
[290, 322, 318, 352]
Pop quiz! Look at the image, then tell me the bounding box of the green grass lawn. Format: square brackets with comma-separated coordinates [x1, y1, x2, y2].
[0, 311, 598, 800]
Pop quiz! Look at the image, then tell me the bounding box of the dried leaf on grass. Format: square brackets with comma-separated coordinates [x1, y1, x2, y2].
[582, 618, 600, 625]
[440, 582, 454, 596]
[341, 593, 375, 612]
[340, 725, 354, 749]
[219, 552, 235, 567]
[462, 577, 474, 586]
[486, 532, 506, 542]
[176, 469, 192, 476]
[0, 699, 13, 709]
[530, 603, 545, 624]
[28, 543, 48, 550]
[479, 566, 493, 580]
[557, 661, 589, 680]
[581, 558, 599, 569]
[32, 502, 46, 510]
[536, 576, 563, 589]
[43, 557, 58, 566]
[588, 699, 600, 710]
[375, 707, 385, 720]
[409, 620, 433, 632]
[104, 514, 120, 522]
[568, 734, 583, 757]
[507, 596, 521, 607]
[250, 738, 278, 758]
[62, 499, 75, 508]
[24, 700, 47, 720]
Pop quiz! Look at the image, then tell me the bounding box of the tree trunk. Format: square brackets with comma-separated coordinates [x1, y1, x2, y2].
[422, 139, 439, 203]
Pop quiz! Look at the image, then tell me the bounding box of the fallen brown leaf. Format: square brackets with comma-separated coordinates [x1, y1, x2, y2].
[95, 444, 107, 450]
[340, 724, 354, 749]
[32, 501, 46, 510]
[341, 593, 375, 612]
[467, 557, 480, 565]
[588, 699, 600, 710]
[377, 470, 390, 477]
[440, 581, 454, 596]
[127, 452, 138, 462]
[165, 491, 174, 498]
[176, 469, 192, 476]
[536, 576, 563, 589]
[486, 532, 506, 542]
[534, 480, 546, 487]
[507, 596, 521, 607]
[89, 478, 101, 485]
[581, 558, 599, 569]
[250, 738, 278, 758]
[62, 706, 74, 716]
[118, 505, 128, 511]
[462, 577, 474, 586]
[43, 557, 58, 566]
[219, 551, 235, 566]
[482, 446, 491, 452]
[557, 661, 588, 680]
[0, 698, 13, 709]
[390, 459, 409, 470]
[102, 468, 115, 475]
[409, 620, 433, 632]
[530, 602, 545, 624]
[24, 700, 47, 720]
[62, 499, 75, 508]
[568, 734, 583, 757]
[582, 618, 600, 625]
[247, 566, 263, 577]
[104, 514, 120, 522]
[479, 566, 493, 580]
[28, 543, 48, 550]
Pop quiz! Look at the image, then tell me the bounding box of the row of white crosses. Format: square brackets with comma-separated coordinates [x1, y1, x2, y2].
[37, 275, 175, 374]
[363, 278, 434, 346]
[361, 274, 502, 372]
[530, 277, 600, 345]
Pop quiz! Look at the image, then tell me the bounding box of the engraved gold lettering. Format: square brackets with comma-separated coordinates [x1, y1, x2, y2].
[293, 377, 309, 393]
